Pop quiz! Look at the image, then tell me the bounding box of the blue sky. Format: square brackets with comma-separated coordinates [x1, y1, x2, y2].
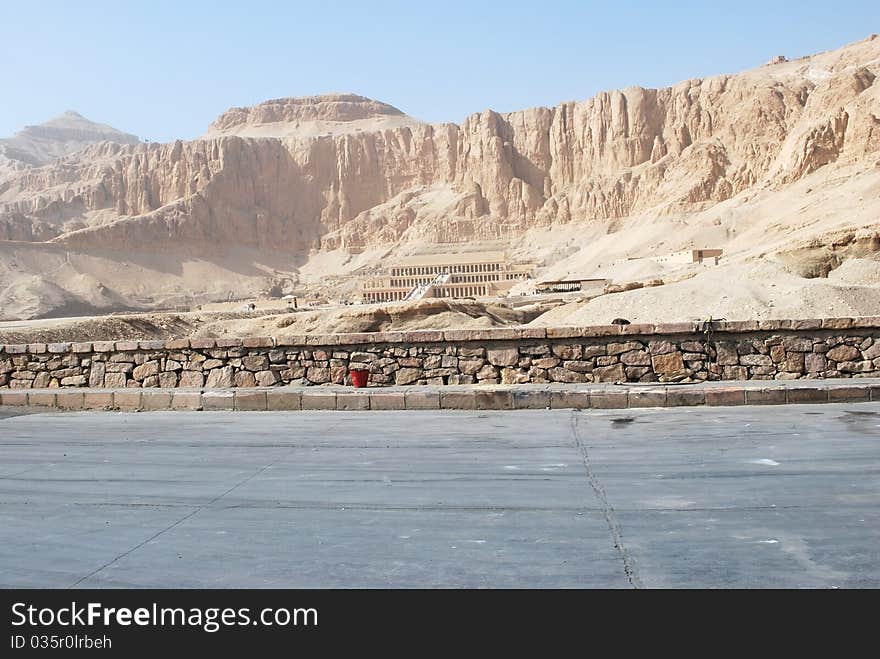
[2, 0, 878, 142]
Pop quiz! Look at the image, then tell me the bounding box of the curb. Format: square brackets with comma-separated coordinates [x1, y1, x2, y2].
[2, 380, 879, 412]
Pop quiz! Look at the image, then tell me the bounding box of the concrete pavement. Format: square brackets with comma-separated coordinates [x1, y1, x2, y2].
[1, 404, 878, 588]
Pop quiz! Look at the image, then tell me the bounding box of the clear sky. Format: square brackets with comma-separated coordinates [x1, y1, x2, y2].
[3, 0, 878, 142]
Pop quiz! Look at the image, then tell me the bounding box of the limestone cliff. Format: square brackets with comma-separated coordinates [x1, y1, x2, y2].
[0, 111, 138, 176]
[1, 36, 879, 318]
[3, 36, 878, 253]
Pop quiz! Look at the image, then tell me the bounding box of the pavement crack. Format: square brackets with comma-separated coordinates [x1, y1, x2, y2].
[571, 411, 643, 589]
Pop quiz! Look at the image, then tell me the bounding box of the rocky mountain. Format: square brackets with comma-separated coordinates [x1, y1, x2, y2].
[1, 36, 879, 319]
[205, 93, 424, 138]
[0, 111, 139, 177]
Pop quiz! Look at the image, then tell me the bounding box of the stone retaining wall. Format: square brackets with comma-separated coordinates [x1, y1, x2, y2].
[2, 318, 880, 390]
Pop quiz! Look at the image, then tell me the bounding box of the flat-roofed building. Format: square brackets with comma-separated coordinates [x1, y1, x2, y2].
[535, 277, 608, 295]
[361, 251, 533, 303]
[648, 248, 724, 265]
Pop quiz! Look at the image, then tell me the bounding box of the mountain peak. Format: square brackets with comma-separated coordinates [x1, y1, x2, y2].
[0, 111, 139, 170]
[205, 93, 422, 138]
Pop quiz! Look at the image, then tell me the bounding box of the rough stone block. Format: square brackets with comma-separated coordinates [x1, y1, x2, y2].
[513, 389, 551, 409]
[205, 366, 234, 388]
[158, 372, 179, 388]
[274, 335, 308, 347]
[758, 319, 792, 331]
[580, 325, 622, 337]
[440, 391, 477, 409]
[242, 355, 269, 371]
[515, 327, 547, 339]
[267, 390, 302, 411]
[593, 364, 625, 382]
[56, 391, 85, 410]
[88, 362, 106, 388]
[233, 371, 257, 388]
[141, 391, 173, 411]
[548, 367, 587, 383]
[29, 392, 57, 407]
[301, 391, 337, 410]
[827, 345, 860, 362]
[705, 388, 746, 406]
[405, 391, 440, 410]
[214, 337, 243, 348]
[27, 343, 47, 354]
[104, 372, 128, 388]
[619, 323, 655, 335]
[402, 331, 444, 343]
[588, 391, 629, 409]
[83, 391, 114, 410]
[744, 388, 787, 405]
[256, 370, 280, 387]
[113, 390, 142, 411]
[721, 321, 760, 333]
[202, 391, 234, 410]
[394, 367, 422, 385]
[606, 341, 643, 356]
[336, 392, 371, 411]
[72, 342, 93, 353]
[790, 319, 822, 330]
[627, 389, 667, 408]
[170, 392, 203, 410]
[0, 391, 28, 406]
[621, 350, 652, 366]
[652, 323, 696, 335]
[545, 327, 583, 339]
[549, 391, 590, 410]
[369, 392, 406, 410]
[369, 332, 405, 345]
[740, 354, 773, 366]
[827, 386, 870, 402]
[665, 388, 705, 406]
[476, 389, 514, 410]
[786, 387, 828, 404]
[486, 348, 519, 367]
[47, 343, 71, 354]
[648, 340, 678, 355]
[132, 361, 160, 381]
[235, 391, 268, 411]
[241, 336, 275, 348]
[822, 318, 854, 329]
[552, 344, 582, 360]
[136, 340, 163, 351]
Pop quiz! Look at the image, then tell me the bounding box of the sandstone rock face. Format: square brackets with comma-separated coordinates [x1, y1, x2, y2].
[205, 94, 421, 137]
[1, 37, 879, 318]
[2, 37, 877, 251]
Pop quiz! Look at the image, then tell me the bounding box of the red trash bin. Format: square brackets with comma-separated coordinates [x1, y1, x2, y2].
[350, 369, 369, 388]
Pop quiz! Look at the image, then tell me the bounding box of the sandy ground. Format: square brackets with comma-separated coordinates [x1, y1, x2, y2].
[531, 258, 880, 325]
[0, 298, 545, 344]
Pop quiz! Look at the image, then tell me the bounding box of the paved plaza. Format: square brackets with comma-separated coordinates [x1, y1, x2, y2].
[1, 404, 878, 587]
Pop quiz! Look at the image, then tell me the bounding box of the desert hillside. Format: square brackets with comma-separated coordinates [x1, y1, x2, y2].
[1, 36, 879, 322]
[0, 110, 138, 179]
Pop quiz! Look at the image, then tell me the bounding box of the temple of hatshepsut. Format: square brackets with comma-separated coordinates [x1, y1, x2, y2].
[360, 251, 534, 303]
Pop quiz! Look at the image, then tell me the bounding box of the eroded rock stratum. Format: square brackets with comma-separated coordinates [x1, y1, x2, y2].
[1, 37, 879, 320]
